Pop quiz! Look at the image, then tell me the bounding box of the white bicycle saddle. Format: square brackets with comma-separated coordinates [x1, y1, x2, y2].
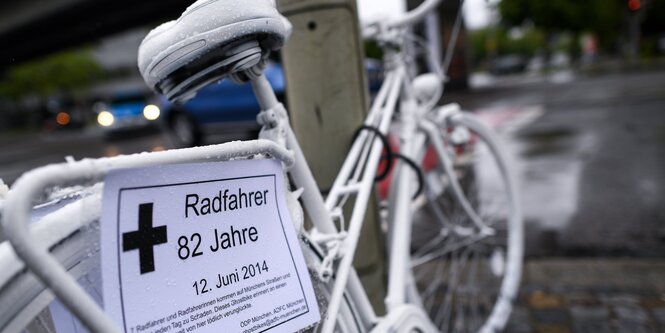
[138, 0, 292, 103]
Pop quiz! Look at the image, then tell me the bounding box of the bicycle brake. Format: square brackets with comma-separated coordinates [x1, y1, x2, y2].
[309, 229, 347, 282]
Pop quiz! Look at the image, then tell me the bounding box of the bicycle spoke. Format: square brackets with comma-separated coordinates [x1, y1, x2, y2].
[466, 246, 482, 331]
[422, 259, 446, 311]
[412, 231, 447, 259]
[411, 232, 487, 268]
[437, 247, 468, 328]
[409, 112, 523, 333]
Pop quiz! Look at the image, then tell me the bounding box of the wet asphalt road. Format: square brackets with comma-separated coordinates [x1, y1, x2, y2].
[0, 128, 170, 187]
[445, 68, 665, 257]
[1, 68, 664, 258]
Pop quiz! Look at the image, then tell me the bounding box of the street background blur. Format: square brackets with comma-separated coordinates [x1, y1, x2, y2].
[1, 0, 665, 332]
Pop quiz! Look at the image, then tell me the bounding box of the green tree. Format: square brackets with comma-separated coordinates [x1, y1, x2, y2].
[641, 0, 665, 56]
[499, 0, 622, 57]
[0, 49, 104, 99]
[469, 27, 544, 68]
[642, 0, 665, 36]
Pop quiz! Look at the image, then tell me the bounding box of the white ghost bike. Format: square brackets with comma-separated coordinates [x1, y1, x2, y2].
[0, 0, 522, 332]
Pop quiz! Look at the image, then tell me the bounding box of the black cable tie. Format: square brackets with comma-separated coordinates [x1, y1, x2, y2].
[352, 125, 394, 181]
[394, 153, 425, 200]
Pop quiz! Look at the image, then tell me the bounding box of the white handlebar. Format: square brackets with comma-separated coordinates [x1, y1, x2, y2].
[388, 0, 445, 28]
[362, 0, 445, 37]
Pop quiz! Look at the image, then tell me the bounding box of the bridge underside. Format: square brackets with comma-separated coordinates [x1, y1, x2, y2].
[0, 0, 190, 70]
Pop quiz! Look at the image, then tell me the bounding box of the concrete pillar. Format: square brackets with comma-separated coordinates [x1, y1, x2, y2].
[276, 0, 386, 313]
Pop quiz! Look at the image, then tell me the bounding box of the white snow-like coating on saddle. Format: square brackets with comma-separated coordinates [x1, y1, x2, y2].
[137, 0, 291, 90]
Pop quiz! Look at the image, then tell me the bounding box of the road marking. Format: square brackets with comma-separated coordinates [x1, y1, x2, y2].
[475, 105, 545, 134]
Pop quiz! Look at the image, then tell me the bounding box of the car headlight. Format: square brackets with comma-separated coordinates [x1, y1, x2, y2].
[97, 111, 114, 127]
[143, 104, 160, 120]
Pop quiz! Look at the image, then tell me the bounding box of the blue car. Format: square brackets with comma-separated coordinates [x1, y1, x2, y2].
[160, 59, 383, 147]
[160, 61, 285, 147]
[95, 91, 161, 137]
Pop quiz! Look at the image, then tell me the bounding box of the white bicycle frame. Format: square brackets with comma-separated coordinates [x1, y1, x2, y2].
[243, 43, 469, 331]
[0, 66, 444, 333]
[251, 55, 440, 332]
[1, 0, 517, 332]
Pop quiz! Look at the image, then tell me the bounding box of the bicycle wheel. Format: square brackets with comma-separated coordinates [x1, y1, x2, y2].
[1, 190, 362, 333]
[0, 188, 102, 333]
[409, 112, 523, 333]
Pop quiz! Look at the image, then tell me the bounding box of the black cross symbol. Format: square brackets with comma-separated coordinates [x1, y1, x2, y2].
[122, 203, 168, 274]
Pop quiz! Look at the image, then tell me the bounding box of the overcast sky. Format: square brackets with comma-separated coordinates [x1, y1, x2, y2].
[357, 0, 494, 30]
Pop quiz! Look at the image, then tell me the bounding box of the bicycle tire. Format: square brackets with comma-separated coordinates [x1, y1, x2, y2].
[409, 112, 523, 333]
[0, 193, 362, 333]
[0, 191, 102, 333]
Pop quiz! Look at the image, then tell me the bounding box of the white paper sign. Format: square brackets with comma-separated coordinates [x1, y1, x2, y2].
[101, 159, 319, 333]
